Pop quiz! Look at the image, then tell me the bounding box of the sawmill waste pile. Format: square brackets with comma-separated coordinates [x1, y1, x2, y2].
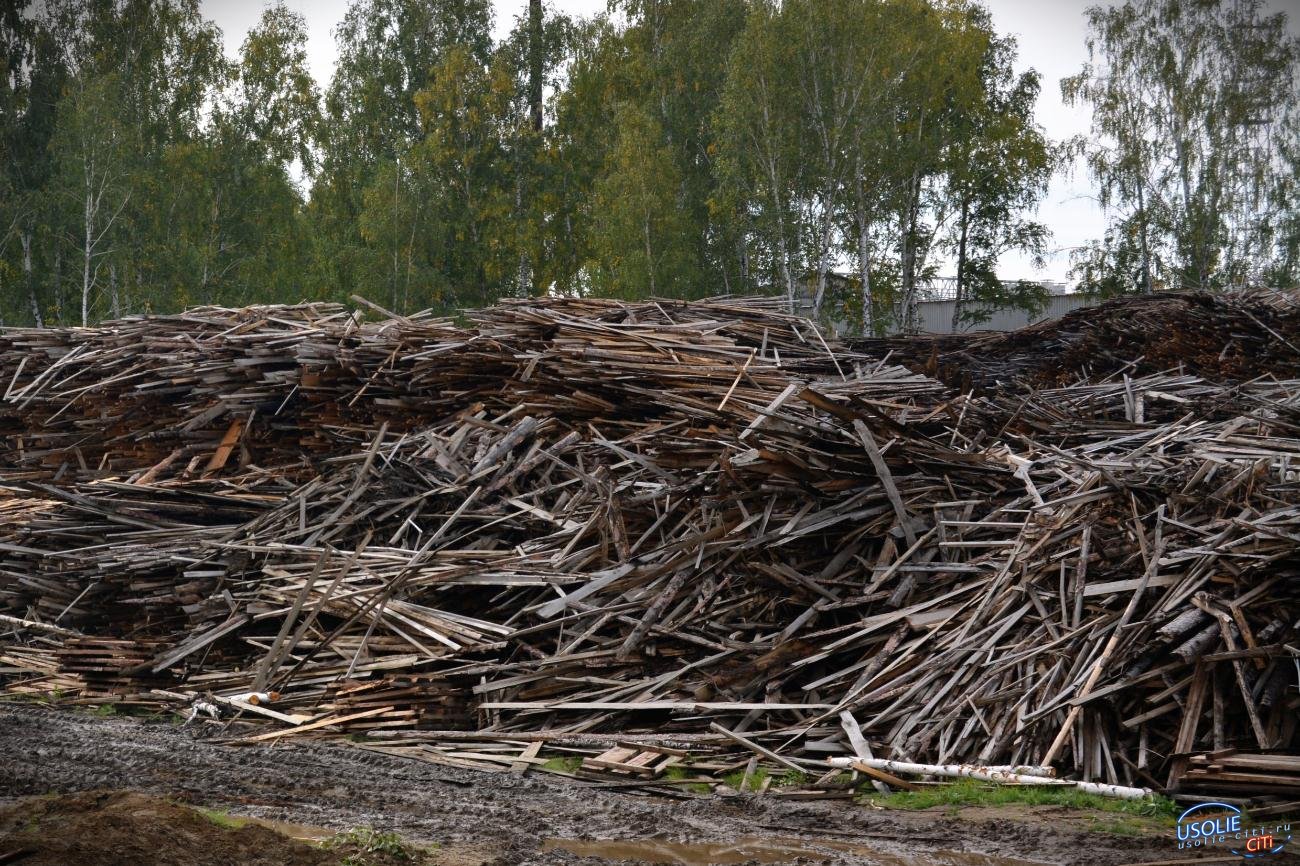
[0, 295, 1297, 802]
[855, 290, 1300, 392]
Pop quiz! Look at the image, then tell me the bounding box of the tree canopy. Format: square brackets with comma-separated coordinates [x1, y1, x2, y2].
[1063, 0, 1300, 294]
[0, 0, 1292, 331]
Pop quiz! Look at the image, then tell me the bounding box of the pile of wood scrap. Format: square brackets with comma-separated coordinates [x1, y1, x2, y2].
[1180, 751, 1300, 798]
[0, 295, 1297, 803]
[856, 289, 1300, 391]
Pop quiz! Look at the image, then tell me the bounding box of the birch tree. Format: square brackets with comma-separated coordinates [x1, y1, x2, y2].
[715, 1, 804, 306]
[1064, 0, 1300, 293]
[943, 15, 1053, 328]
[50, 74, 132, 325]
[589, 103, 694, 297]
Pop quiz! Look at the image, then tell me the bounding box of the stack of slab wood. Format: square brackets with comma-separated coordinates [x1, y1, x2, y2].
[0, 293, 1297, 801]
[1180, 751, 1300, 797]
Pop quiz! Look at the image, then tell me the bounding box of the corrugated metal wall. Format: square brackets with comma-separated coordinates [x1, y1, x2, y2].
[914, 293, 1100, 333]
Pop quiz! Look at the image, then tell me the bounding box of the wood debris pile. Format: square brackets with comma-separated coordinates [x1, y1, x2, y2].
[856, 290, 1300, 392]
[1, 296, 1297, 802]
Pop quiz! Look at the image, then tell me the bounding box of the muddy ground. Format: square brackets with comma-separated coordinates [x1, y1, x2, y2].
[0, 703, 1289, 866]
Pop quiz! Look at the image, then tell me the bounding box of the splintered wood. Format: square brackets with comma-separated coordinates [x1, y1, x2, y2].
[0, 293, 1297, 801]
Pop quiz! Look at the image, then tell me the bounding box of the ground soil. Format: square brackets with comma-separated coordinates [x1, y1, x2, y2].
[0, 703, 1292, 866]
[0, 790, 341, 866]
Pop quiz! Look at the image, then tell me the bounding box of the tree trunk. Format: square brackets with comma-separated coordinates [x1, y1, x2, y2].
[404, 219, 417, 313]
[899, 171, 921, 332]
[1172, 129, 1214, 290]
[528, 0, 544, 133]
[758, 88, 796, 310]
[515, 161, 530, 298]
[765, 157, 795, 310]
[53, 248, 63, 325]
[1136, 183, 1153, 295]
[82, 190, 94, 327]
[565, 211, 575, 289]
[109, 262, 121, 318]
[21, 229, 43, 328]
[854, 159, 872, 336]
[644, 215, 656, 296]
[392, 159, 402, 312]
[951, 197, 969, 332]
[811, 184, 835, 319]
[738, 229, 749, 290]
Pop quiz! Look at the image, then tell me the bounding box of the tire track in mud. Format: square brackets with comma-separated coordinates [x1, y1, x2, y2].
[0, 704, 1193, 865]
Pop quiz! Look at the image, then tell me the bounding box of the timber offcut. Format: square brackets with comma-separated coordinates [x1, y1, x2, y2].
[0, 292, 1297, 805]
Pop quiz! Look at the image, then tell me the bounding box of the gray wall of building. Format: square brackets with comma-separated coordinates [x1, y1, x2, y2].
[791, 281, 1103, 335]
[914, 292, 1100, 333]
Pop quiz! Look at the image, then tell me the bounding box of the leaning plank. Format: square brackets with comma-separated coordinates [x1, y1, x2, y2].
[235, 706, 396, 743]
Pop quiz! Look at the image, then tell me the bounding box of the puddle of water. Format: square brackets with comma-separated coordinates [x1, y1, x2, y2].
[543, 835, 1049, 866]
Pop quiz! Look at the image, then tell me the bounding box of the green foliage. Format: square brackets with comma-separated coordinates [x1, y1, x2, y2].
[539, 756, 583, 773]
[325, 827, 414, 862]
[714, 0, 1052, 330]
[662, 764, 712, 794]
[194, 806, 247, 830]
[869, 778, 1179, 828]
[311, 0, 495, 300]
[588, 103, 697, 297]
[550, 0, 747, 297]
[226, 4, 321, 171]
[942, 7, 1054, 329]
[7, 0, 1288, 331]
[1063, 0, 1300, 293]
[720, 766, 809, 791]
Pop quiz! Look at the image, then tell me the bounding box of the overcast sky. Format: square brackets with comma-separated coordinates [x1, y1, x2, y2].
[200, 0, 1300, 283]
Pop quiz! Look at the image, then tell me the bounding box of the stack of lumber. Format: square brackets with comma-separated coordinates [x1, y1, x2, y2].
[1181, 751, 1300, 796]
[1, 294, 1297, 800]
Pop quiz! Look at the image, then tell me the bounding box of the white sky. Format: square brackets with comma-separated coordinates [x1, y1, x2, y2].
[200, 0, 1300, 283]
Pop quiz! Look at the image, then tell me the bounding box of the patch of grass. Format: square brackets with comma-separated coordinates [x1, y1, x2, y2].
[77, 701, 168, 720]
[0, 689, 72, 706]
[722, 766, 765, 791]
[868, 779, 1179, 828]
[721, 766, 810, 792]
[539, 756, 583, 774]
[195, 806, 247, 830]
[324, 827, 417, 864]
[0, 693, 50, 705]
[662, 764, 711, 794]
[1088, 817, 1146, 836]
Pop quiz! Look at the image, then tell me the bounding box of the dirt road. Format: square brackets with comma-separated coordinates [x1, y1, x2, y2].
[0, 703, 1265, 865]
